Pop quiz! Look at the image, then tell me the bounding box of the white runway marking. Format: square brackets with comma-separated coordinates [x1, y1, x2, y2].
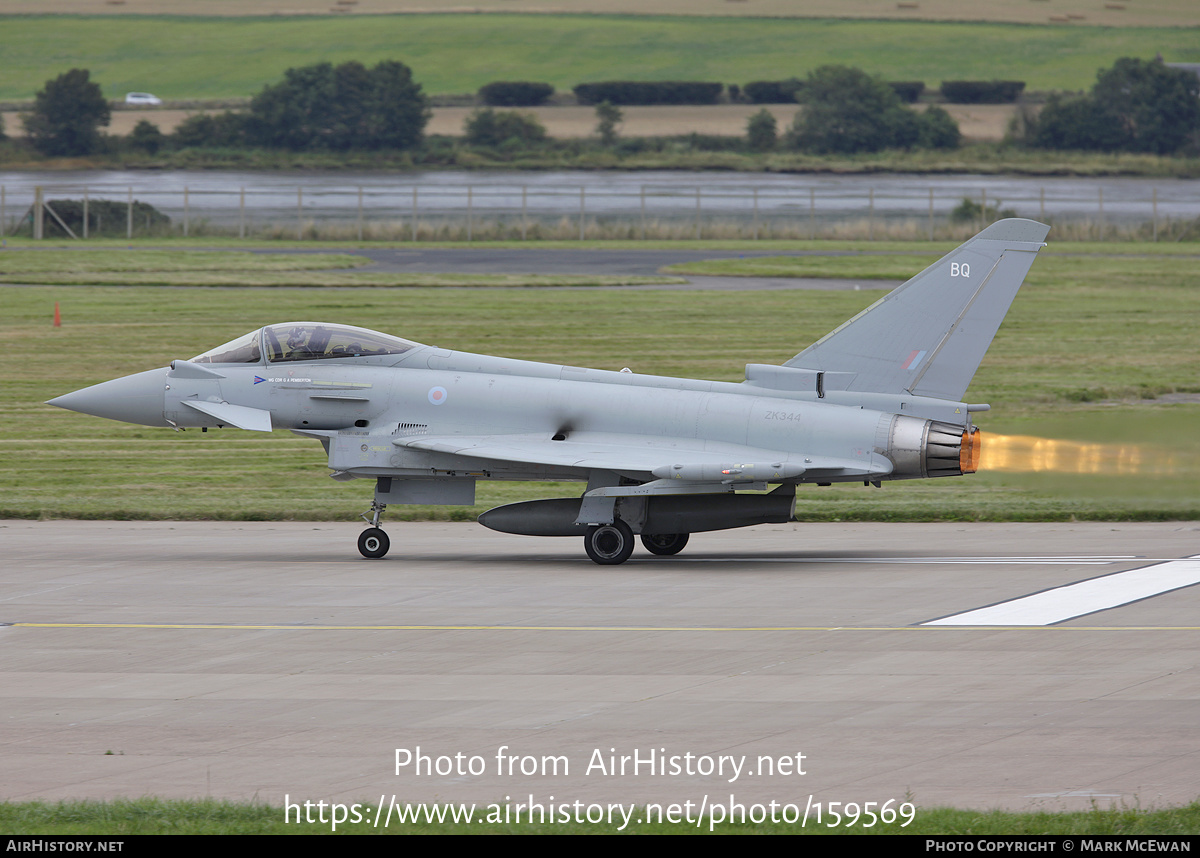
[924, 555, 1200, 626]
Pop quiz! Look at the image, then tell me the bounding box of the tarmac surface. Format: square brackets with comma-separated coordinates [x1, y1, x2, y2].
[343, 247, 865, 276]
[323, 246, 904, 292]
[4, 519, 1199, 820]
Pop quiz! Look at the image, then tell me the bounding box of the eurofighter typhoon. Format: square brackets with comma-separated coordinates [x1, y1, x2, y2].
[48, 219, 1049, 564]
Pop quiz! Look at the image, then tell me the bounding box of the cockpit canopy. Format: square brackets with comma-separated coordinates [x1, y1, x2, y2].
[191, 323, 420, 364]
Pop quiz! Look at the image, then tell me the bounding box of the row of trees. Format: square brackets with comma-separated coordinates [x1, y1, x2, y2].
[19, 63, 960, 157]
[16, 57, 1200, 158]
[20, 61, 431, 156]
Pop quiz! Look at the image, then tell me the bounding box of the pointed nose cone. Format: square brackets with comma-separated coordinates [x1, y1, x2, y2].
[47, 368, 170, 427]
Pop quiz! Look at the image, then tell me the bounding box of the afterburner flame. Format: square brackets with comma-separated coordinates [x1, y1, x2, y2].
[979, 434, 1177, 476]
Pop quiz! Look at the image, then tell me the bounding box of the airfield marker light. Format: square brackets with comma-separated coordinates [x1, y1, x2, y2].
[53, 302, 61, 328]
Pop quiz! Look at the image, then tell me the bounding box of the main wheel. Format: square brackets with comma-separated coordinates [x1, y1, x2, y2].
[640, 532, 689, 556]
[358, 527, 390, 559]
[584, 520, 635, 565]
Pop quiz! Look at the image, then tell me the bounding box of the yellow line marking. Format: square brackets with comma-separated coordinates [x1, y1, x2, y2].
[9, 623, 1200, 632]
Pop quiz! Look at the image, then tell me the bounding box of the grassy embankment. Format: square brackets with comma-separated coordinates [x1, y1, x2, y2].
[1, 241, 1196, 523]
[2, 796, 1198, 834]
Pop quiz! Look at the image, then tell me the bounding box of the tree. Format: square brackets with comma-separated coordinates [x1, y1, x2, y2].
[918, 105, 961, 149]
[1028, 95, 1125, 151]
[790, 66, 904, 154]
[23, 69, 111, 156]
[247, 60, 429, 151]
[362, 60, 430, 151]
[594, 100, 622, 146]
[464, 108, 547, 148]
[1091, 57, 1199, 154]
[746, 108, 777, 151]
[1028, 58, 1200, 154]
[129, 119, 164, 154]
[173, 112, 249, 148]
[790, 66, 959, 154]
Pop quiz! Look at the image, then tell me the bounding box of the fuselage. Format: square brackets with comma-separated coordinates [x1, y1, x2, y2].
[51, 323, 977, 488]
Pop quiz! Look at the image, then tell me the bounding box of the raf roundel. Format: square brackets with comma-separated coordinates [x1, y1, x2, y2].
[428, 386, 448, 405]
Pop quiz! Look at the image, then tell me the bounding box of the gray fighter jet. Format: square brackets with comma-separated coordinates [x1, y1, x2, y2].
[48, 219, 1049, 563]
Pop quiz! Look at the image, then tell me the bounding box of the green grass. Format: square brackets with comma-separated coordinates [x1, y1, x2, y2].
[666, 253, 945, 279]
[7, 137, 1198, 177]
[0, 249, 681, 286]
[1, 14, 1199, 100]
[2, 797, 1198, 834]
[13, 139, 1200, 178]
[664, 248, 1200, 281]
[1, 241, 1197, 522]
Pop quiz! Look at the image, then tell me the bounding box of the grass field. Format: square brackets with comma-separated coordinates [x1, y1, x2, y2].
[2, 796, 1198, 834]
[1, 240, 1197, 523]
[0, 249, 680, 287]
[1, 0, 1197, 27]
[1, 14, 1198, 100]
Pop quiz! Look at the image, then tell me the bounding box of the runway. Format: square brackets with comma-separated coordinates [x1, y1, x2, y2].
[3, 520, 1198, 816]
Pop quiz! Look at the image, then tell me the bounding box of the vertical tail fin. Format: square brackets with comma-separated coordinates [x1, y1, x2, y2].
[785, 218, 1050, 401]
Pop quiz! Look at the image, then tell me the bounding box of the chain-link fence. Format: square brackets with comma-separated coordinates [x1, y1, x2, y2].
[4, 178, 1197, 242]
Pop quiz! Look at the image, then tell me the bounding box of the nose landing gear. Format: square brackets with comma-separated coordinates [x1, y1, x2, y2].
[358, 499, 390, 559]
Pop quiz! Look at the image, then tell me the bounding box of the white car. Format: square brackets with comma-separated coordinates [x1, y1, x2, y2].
[124, 92, 162, 106]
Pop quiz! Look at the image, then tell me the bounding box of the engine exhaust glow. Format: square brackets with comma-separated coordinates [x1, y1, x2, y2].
[979, 434, 1179, 476]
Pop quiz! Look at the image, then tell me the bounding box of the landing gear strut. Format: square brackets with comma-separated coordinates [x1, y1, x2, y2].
[358, 499, 390, 559]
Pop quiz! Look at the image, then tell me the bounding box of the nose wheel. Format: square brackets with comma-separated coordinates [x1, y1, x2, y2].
[358, 528, 390, 558]
[358, 499, 391, 558]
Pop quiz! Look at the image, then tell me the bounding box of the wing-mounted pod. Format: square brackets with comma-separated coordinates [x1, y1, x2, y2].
[881, 414, 981, 479]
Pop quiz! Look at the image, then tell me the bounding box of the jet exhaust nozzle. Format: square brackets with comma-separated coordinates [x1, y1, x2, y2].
[884, 415, 980, 479]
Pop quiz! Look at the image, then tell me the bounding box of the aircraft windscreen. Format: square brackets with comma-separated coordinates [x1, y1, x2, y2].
[191, 331, 263, 364]
[264, 323, 418, 363]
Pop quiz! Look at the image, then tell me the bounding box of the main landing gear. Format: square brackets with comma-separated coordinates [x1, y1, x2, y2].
[358, 499, 391, 559]
[584, 520, 635, 565]
[583, 521, 691, 565]
[640, 532, 689, 556]
[356, 495, 689, 564]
